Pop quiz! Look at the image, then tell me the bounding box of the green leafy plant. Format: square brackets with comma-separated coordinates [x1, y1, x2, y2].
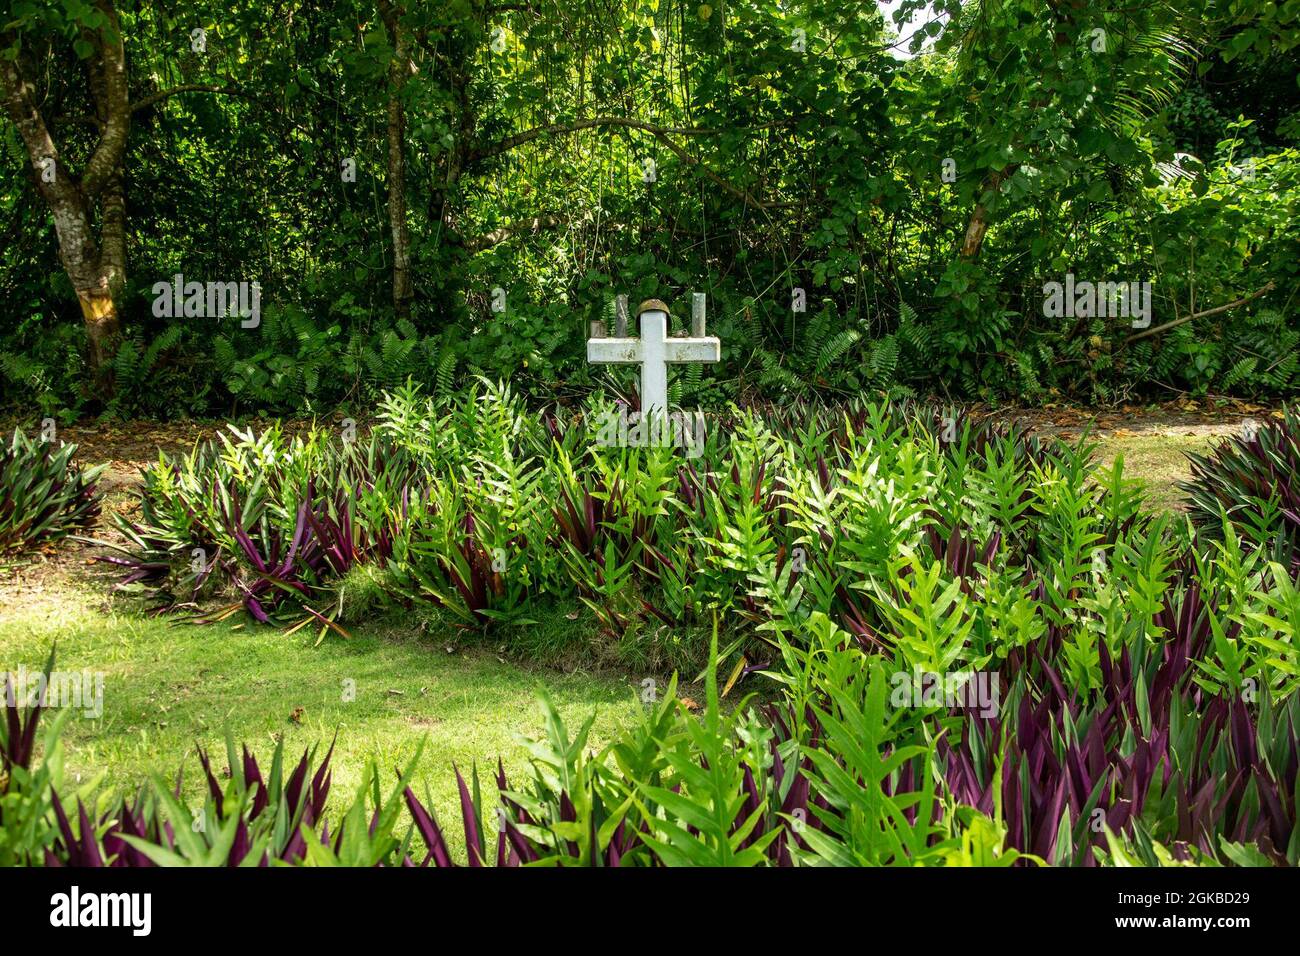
[1183, 406, 1300, 573]
[0, 429, 103, 556]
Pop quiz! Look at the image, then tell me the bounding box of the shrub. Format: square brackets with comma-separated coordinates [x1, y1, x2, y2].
[96, 387, 1295, 687]
[18, 564, 1300, 869]
[0, 648, 68, 866]
[34, 634, 1027, 868]
[1183, 405, 1300, 574]
[93, 423, 416, 632]
[0, 428, 102, 556]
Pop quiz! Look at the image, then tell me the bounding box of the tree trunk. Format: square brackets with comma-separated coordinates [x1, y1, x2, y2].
[958, 4, 1079, 261]
[78, 287, 121, 375]
[380, 1, 413, 322]
[99, 167, 128, 300]
[959, 165, 1017, 260]
[0, 1, 131, 395]
[48, 176, 123, 389]
[959, 199, 993, 259]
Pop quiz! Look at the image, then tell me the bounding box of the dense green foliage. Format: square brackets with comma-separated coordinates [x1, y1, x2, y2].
[6, 640, 1040, 867]
[4, 0, 1300, 873]
[98, 385, 1299, 677]
[0, 428, 102, 555]
[2, 1, 1298, 418]
[11, 499, 1300, 866]
[1184, 404, 1300, 572]
[35, 388, 1286, 865]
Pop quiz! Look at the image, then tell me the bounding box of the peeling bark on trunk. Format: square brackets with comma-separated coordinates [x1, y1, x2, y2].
[99, 167, 128, 300]
[78, 289, 121, 373]
[53, 194, 122, 390]
[959, 199, 992, 259]
[83, 168, 126, 376]
[381, 1, 413, 323]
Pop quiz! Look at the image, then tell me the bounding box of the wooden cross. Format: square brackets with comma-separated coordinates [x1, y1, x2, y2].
[587, 296, 719, 418]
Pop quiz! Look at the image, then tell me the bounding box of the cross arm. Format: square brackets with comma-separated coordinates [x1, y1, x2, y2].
[663, 337, 721, 363]
[587, 337, 642, 364]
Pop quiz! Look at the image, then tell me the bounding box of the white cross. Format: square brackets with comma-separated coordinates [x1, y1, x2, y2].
[587, 296, 719, 419]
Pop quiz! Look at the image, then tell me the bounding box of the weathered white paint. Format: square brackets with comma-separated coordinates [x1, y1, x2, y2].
[587, 298, 720, 418]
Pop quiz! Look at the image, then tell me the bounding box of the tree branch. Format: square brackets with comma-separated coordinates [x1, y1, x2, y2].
[650, 130, 787, 212]
[470, 116, 727, 165]
[959, 163, 1019, 259]
[0, 39, 65, 200]
[1122, 281, 1276, 345]
[130, 83, 247, 114]
[470, 115, 788, 212]
[465, 213, 566, 252]
[55, 84, 250, 128]
[78, 1, 130, 197]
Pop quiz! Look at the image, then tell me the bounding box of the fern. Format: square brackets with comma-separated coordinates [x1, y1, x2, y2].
[142, 326, 182, 370]
[111, 338, 141, 386]
[737, 302, 765, 343]
[756, 348, 807, 394]
[896, 301, 932, 368]
[435, 346, 458, 397]
[363, 347, 385, 382]
[1246, 308, 1283, 330]
[213, 335, 236, 373]
[538, 328, 566, 358]
[1014, 350, 1043, 399]
[681, 360, 703, 402]
[869, 334, 899, 386]
[802, 306, 833, 357]
[1265, 347, 1298, 390]
[814, 328, 861, 379]
[1220, 356, 1258, 392]
[669, 360, 704, 405]
[0, 350, 46, 390]
[289, 308, 317, 344]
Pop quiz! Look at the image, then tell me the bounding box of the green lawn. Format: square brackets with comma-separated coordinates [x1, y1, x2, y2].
[0, 572, 641, 851]
[1093, 429, 1221, 513]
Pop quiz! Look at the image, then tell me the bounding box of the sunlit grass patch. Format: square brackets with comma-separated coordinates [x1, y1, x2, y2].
[0, 586, 640, 844]
[1093, 430, 1221, 513]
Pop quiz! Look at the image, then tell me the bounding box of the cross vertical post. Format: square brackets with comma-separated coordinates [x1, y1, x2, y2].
[586, 297, 720, 421]
[638, 303, 669, 418]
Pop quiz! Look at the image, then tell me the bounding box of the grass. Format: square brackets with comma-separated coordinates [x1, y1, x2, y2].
[1094, 431, 1221, 513]
[0, 572, 642, 856]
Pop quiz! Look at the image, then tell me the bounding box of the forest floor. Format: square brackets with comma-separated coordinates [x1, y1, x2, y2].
[992, 396, 1279, 513]
[0, 397, 1281, 849]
